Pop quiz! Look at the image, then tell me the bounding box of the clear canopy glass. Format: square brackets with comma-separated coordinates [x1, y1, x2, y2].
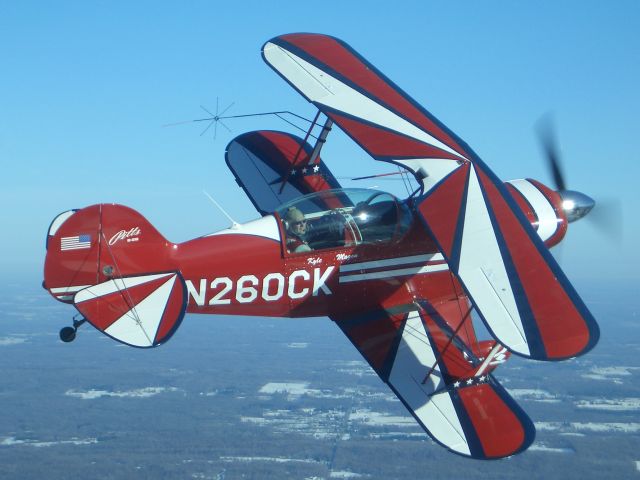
[275, 188, 412, 252]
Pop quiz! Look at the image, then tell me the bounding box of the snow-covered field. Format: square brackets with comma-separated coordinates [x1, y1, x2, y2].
[0, 337, 27, 346]
[536, 422, 640, 433]
[349, 409, 415, 428]
[529, 443, 574, 454]
[575, 398, 640, 411]
[65, 386, 180, 400]
[220, 456, 322, 465]
[581, 366, 640, 384]
[240, 405, 420, 441]
[508, 388, 561, 403]
[1, 436, 97, 448]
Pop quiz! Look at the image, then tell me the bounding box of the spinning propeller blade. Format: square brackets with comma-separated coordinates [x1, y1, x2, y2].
[587, 197, 623, 241]
[536, 116, 595, 224]
[536, 115, 567, 192]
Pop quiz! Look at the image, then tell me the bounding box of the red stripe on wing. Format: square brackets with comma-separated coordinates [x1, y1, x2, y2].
[258, 130, 311, 162]
[475, 166, 597, 359]
[277, 34, 469, 159]
[421, 310, 475, 379]
[431, 296, 478, 354]
[257, 131, 339, 195]
[457, 384, 529, 458]
[417, 164, 470, 259]
[326, 112, 464, 160]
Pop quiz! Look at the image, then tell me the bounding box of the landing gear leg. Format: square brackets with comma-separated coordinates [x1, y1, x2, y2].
[59, 315, 87, 343]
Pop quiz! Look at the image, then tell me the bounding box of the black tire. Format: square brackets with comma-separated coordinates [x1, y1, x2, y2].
[59, 327, 76, 343]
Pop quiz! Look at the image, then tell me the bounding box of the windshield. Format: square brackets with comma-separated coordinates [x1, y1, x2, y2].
[275, 188, 412, 253]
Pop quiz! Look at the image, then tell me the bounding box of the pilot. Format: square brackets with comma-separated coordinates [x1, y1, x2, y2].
[284, 207, 311, 253]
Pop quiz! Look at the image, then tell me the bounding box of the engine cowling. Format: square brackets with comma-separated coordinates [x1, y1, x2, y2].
[506, 178, 568, 248]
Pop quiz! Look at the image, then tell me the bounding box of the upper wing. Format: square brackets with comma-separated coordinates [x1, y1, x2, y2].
[262, 34, 470, 190]
[331, 296, 534, 459]
[263, 33, 599, 360]
[225, 130, 341, 215]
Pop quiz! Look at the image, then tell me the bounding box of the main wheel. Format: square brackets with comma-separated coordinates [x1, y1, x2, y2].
[59, 326, 76, 343]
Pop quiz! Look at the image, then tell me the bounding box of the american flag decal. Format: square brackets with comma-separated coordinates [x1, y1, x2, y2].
[60, 234, 91, 251]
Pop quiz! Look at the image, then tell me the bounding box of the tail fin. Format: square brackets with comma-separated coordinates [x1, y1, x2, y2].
[44, 204, 186, 347]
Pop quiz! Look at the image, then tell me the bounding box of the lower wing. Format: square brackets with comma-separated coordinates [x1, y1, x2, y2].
[331, 295, 534, 459]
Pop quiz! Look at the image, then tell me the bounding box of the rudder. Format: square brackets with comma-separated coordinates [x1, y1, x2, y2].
[44, 204, 186, 347]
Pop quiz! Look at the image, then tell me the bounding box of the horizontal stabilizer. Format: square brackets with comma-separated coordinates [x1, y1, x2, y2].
[74, 272, 187, 347]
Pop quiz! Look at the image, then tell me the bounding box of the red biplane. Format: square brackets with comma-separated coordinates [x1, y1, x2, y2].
[43, 34, 599, 459]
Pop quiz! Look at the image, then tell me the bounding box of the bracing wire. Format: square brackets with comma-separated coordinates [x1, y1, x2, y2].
[98, 232, 153, 345]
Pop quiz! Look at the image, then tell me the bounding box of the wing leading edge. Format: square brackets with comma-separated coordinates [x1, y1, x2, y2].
[263, 33, 599, 360]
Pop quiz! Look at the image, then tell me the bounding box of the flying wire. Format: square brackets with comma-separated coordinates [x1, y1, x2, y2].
[98, 231, 153, 345]
[398, 166, 412, 197]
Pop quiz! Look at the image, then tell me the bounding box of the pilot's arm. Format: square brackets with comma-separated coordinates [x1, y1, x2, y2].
[287, 236, 312, 253]
[294, 243, 311, 253]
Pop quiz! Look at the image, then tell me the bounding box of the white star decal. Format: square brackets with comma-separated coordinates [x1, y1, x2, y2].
[290, 169, 297, 176]
[302, 167, 308, 174]
[480, 376, 486, 382]
[454, 381, 461, 388]
[466, 378, 473, 385]
[313, 164, 320, 173]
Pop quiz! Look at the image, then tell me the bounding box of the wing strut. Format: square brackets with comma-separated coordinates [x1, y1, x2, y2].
[418, 301, 474, 385]
[278, 110, 321, 193]
[474, 343, 509, 377]
[309, 117, 333, 164]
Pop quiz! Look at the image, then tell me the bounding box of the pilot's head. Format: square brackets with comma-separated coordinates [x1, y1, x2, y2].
[284, 207, 307, 236]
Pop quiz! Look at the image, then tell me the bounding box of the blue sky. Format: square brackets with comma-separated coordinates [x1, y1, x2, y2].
[1, 0, 638, 284]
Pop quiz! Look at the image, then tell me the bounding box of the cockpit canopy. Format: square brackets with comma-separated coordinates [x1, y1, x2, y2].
[275, 188, 412, 252]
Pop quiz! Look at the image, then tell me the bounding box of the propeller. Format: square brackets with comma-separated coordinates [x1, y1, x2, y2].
[537, 117, 567, 192]
[536, 115, 622, 240]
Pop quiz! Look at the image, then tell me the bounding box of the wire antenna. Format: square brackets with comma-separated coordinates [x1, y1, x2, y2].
[203, 190, 240, 229]
[198, 98, 235, 139]
[163, 102, 321, 141]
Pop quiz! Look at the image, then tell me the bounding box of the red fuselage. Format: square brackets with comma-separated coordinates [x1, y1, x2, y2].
[175, 216, 450, 319]
[172, 181, 566, 320]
